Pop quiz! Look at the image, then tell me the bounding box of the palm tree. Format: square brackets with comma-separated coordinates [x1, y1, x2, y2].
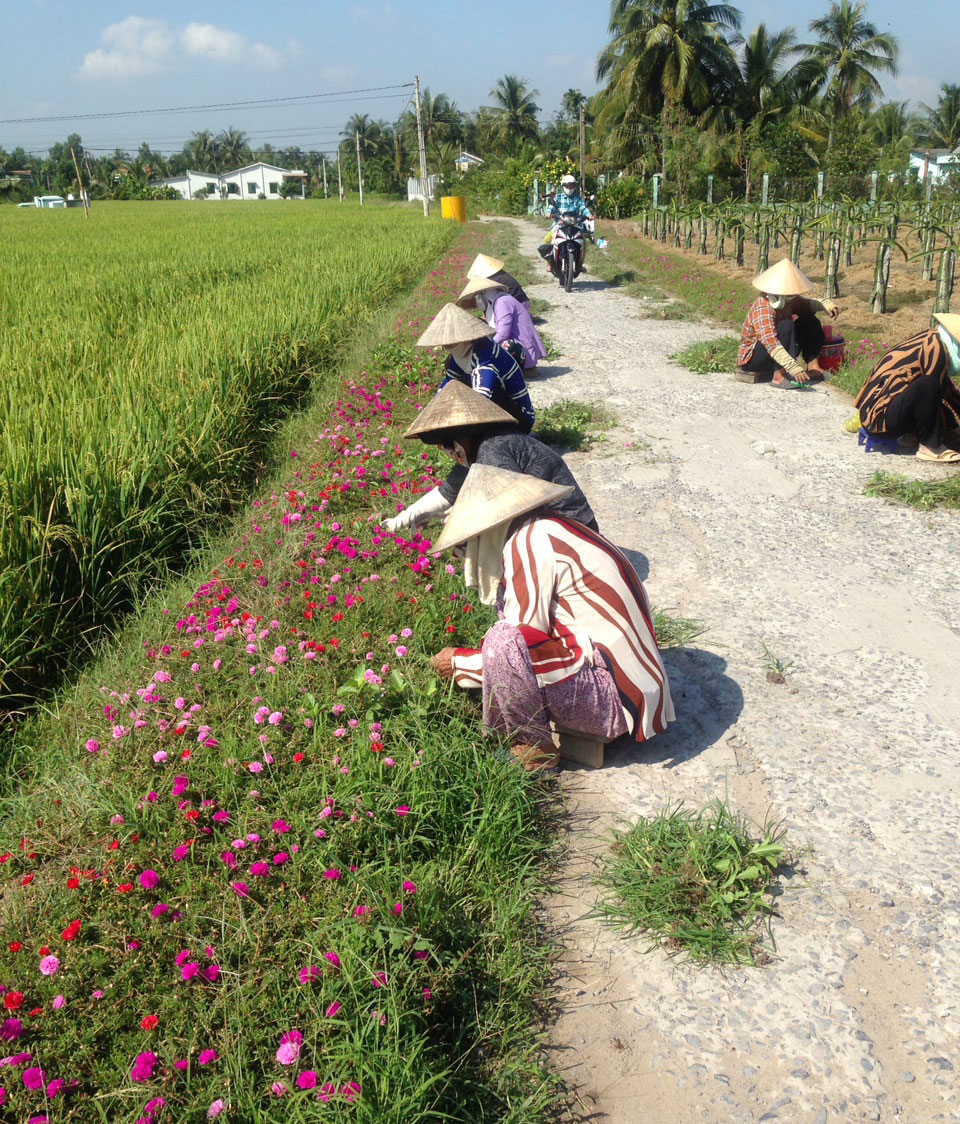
[216, 128, 251, 170]
[730, 24, 798, 127]
[487, 76, 541, 151]
[800, 0, 898, 153]
[189, 130, 220, 173]
[561, 89, 587, 121]
[919, 84, 960, 150]
[595, 0, 741, 174]
[343, 114, 388, 156]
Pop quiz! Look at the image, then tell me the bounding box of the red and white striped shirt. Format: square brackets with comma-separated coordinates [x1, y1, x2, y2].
[451, 516, 675, 742]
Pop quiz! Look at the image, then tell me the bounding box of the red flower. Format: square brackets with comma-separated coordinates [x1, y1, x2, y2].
[292, 753, 305, 763]
[29, 1006, 43, 1018]
[107, 840, 120, 851]
[62, 920, 82, 942]
[4, 991, 24, 1010]
[8, 942, 22, 953]
[66, 878, 80, 890]
[40, 946, 49, 955]
[117, 883, 133, 893]
[22, 874, 34, 886]
[141, 1015, 159, 1031]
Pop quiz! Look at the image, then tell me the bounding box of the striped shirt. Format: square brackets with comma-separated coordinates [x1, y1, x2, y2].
[856, 328, 960, 433]
[441, 337, 535, 432]
[451, 516, 675, 742]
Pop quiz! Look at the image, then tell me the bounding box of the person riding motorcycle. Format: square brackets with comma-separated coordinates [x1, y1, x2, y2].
[538, 175, 593, 276]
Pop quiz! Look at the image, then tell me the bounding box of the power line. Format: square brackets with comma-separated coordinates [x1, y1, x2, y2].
[0, 84, 414, 126]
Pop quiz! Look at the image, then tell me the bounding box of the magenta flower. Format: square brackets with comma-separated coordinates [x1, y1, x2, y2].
[207, 1100, 225, 1120]
[39, 955, 60, 977]
[403, 880, 417, 894]
[202, 964, 220, 983]
[396, 805, 410, 817]
[299, 965, 319, 985]
[325, 1001, 342, 1018]
[324, 951, 341, 969]
[271, 1081, 287, 1096]
[181, 962, 200, 982]
[23, 1067, 46, 1090]
[297, 1070, 318, 1090]
[323, 868, 341, 881]
[250, 862, 270, 878]
[199, 1049, 219, 1066]
[231, 881, 250, 898]
[139, 870, 159, 890]
[130, 1052, 158, 1083]
[272, 819, 290, 833]
[1, 1018, 23, 1042]
[276, 1032, 302, 1066]
[273, 852, 289, 865]
[46, 1078, 65, 1099]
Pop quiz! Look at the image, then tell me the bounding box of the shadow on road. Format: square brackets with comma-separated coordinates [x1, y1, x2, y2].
[614, 545, 649, 581]
[602, 647, 744, 771]
[529, 364, 573, 382]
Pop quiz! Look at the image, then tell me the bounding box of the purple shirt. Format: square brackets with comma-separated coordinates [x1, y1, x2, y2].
[490, 293, 546, 370]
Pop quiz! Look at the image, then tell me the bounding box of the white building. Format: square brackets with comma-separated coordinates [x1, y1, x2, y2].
[407, 174, 439, 202]
[156, 162, 306, 200]
[908, 148, 960, 182]
[455, 152, 484, 173]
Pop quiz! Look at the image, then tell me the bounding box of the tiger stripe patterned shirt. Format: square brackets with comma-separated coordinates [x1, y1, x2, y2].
[855, 328, 960, 434]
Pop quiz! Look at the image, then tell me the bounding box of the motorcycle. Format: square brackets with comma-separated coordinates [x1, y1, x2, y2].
[550, 216, 586, 292]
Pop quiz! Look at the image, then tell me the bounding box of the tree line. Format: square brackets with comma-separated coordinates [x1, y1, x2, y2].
[2, 0, 958, 207]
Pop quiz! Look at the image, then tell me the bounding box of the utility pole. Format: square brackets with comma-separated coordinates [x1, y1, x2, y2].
[70, 147, 89, 217]
[356, 131, 365, 206]
[578, 104, 586, 188]
[414, 74, 430, 218]
[322, 156, 328, 198]
[337, 146, 344, 202]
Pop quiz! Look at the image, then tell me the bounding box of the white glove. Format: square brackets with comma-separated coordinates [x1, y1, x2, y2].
[383, 487, 452, 533]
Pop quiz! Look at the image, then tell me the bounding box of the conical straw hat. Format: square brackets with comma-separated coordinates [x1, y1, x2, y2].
[751, 258, 814, 296]
[433, 464, 573, 552]
[416, 302, 495, 347]
[456, 276, 507, 306]
[403, 379, 515, 439]
[933, 313, 960, 342]
[467, 253, 505, 279]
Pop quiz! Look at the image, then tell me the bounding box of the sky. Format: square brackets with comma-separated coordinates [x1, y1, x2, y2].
[1, 0, 957, 159]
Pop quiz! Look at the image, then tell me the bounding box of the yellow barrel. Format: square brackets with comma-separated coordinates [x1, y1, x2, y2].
[440, 195, 466, 222]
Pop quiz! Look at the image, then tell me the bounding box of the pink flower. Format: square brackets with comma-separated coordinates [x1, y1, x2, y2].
[250, 862, 270, 878]
[85, 739, 100, 753]
[325, 1001, 341, 1018]
[273, 852, 289, 865]
[39, 956, 60, 977]
[403, 880, 417, 894]
[207, 1100, 225, 1119]
[23, 1067, 46, 1090]
[324, 951, 341, 969]
[203, 964, 220, 983]
[181, 962, 200, 982]
[318, 1082, 337, 1103]
[396, 805, 410, 817]
[139, 870, 159, 890]
[298, 965, 319, 985]
[52, 996, 65, 1010]
[272, 819, 290, 833]
[231, 882, 250, 898]
[130, 1051, 157, 1083]
[276, 1030, 302, 1066]
[199, 1049, 218, 1066]
[323, 868, 341, 881]
[372, 971, 387, 989]
[271, 1082, 287, 1096]
[297, 1071, 317, 1090]
[46, 1078, 65, 1099]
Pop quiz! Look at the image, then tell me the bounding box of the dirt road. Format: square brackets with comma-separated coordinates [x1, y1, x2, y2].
[503, 218, 960, 1124]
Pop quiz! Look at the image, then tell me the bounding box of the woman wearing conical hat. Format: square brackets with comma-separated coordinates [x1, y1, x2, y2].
[467, 253, 530, 308]
[738, 258, 839, 389]
[427, 465, 674, 772]
[381, 381, 597, 533]
[417, 302, 535, 433]
[456, 275, 547, 373]
[855, 314, 960, 464]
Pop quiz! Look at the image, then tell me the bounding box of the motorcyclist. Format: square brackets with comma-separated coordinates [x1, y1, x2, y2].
[538, 175, 593, 275]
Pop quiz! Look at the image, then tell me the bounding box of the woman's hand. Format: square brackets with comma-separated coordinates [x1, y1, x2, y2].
[429, 648, 457, 680]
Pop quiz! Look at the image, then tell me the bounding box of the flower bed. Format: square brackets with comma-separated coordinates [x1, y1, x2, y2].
[0, 232, 559, 1123]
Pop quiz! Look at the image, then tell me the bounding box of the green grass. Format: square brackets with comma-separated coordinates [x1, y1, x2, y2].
[653, 609, 707, 649]
[533, 399, 615, 451]
[0, 233, 565, 1122]
[597, 800, 791, 965]
[865, 468, 960, 510]
[538, 329, 562, 360]
[670, 336, 741, 374]
[473, 219, 535, 290]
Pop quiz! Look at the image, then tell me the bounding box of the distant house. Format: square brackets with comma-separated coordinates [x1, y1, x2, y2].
[155, 162, 306, 200]
[908, 148, 960, 182]
[6, 168, 36, 185]
[455, 152, 484, 174]
[407, 174, 439, 202]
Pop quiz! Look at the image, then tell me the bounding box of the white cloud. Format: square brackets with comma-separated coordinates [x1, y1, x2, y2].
[80, 16, 175, 79]
[182, 22, 284, 68]
[80, 17, 288, 80]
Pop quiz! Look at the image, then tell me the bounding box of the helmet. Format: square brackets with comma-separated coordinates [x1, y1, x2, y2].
[560, 175, 577, 187]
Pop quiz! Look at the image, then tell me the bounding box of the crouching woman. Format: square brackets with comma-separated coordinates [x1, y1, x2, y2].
[428, 465, 675, 771]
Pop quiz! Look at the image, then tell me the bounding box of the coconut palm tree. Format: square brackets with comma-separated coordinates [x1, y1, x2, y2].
[800, 0, 898, 153]
[487, 76, 541, 151]
[919, 84, 960, 150]
[561, 89, 587, 121]
[189, 130, 220, 172]
[216, 128, 251, 170]
[595, 0, 741, 173]
[729, 24, 799, 126]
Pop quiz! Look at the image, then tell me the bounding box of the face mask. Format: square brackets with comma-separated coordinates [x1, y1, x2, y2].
[562, 185, 575, 195]
[767, 294, 786, 311]
[447, 342, 473, 368]
[938, 325, 960, 373]
[475, 295, 485, 310]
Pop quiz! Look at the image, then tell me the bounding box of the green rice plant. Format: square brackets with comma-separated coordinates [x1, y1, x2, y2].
[597, 800, 791, 965]
[533, 399, 615, 450]
[652, 608, 706, 648]
[670, 336, 740, 374]
[0, 201, 456, 710]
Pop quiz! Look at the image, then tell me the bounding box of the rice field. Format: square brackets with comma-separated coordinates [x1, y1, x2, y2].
[0, 201, 454, 710]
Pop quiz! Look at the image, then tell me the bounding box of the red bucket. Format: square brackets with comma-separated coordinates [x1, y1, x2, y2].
[820, 324, 846, 371]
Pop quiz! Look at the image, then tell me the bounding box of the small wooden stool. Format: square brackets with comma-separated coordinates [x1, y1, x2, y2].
[550, 724, 611, 769]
